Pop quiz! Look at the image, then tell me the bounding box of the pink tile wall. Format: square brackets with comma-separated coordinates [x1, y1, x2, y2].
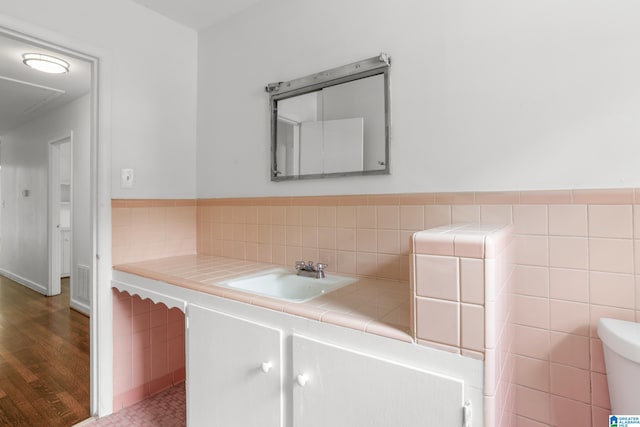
[512, 200, 639, 427]
[195, 191, 640, 426]
[112, 289, 185, 410]
[113, 188, 640, 424]
[112, 200, 197, 265]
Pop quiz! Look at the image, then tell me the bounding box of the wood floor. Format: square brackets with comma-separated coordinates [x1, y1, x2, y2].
[0, 275, 90, 426]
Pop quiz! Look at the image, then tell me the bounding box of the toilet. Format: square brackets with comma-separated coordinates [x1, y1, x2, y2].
[598, 318, 640, 414]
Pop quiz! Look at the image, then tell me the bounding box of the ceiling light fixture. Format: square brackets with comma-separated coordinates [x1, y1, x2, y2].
[22, 53, 70, 74]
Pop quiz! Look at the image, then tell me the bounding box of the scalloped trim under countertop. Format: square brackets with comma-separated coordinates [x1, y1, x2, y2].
[112, 254, 412, 343]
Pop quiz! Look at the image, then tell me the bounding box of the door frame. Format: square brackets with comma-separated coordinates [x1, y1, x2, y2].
[0, 18, 113, 417]
[48, 133, 73, 296]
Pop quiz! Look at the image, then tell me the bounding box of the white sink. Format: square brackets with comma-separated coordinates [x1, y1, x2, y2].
[218, 268, 357, 303]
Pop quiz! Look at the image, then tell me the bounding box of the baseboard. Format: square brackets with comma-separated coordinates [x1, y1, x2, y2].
[71, 417, 97, 426]
[71, 298, 91, 316]
[0, 268, 47, 295]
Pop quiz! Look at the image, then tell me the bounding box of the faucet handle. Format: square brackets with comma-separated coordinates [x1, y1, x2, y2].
[295, 260, 306, 270]
[316, 263, 328, 278]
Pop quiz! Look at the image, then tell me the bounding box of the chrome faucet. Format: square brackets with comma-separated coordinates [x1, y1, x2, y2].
[295, 260, 327, 279]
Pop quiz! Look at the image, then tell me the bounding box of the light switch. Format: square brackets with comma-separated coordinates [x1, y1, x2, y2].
[121, 168, 134, 188]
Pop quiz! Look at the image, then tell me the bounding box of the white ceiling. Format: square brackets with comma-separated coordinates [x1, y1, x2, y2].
[0, 33, 91, 136]
[131, 0, 264, 30]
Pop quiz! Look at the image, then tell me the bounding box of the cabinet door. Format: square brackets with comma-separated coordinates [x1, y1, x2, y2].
[292, 335, 464, 427]
[187, 305, 282, 427]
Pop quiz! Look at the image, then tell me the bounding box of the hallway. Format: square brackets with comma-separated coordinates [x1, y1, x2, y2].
[0, 275, 90, 426]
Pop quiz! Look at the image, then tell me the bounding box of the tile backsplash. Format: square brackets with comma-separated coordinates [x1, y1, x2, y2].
[112, 188, 640, 426]
[112, 199, 197, 265]
[195, 197, 432, 283]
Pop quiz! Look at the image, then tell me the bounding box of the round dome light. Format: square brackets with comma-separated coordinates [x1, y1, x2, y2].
[22, 53, 70, 74]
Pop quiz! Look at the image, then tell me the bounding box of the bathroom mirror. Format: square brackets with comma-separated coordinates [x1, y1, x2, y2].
[266, 53, 391, 181]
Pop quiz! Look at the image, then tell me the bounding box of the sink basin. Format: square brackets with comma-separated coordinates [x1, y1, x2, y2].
[218, 268, 357, 303]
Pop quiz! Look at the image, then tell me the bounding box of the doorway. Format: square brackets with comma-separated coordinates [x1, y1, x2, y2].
[48, 134, 72, 297]
[0, 23, 100, 420]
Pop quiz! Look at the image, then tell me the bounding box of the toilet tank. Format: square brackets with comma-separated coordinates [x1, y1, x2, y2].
[598, 318, 640, 415]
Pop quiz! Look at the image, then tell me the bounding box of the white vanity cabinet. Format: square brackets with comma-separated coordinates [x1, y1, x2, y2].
[186, 305, 472, 427]
[292, 335, 465, 427]
[113, 270, 481, 427]
[112, 270, 484, 427]
[187, 304, 283, 427]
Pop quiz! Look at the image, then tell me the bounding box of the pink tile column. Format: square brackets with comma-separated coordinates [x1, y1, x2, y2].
[412, 223, 515, 427]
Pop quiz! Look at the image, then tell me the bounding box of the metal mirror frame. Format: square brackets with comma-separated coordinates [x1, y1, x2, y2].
[266, 53, 391, 181]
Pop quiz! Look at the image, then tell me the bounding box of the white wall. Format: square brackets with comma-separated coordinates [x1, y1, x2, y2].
[196, 0, 640, 197]
[0, 95, 89, 291]
[1, 0, 198, 199]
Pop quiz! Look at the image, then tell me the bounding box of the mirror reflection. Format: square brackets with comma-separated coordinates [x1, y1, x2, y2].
[268, 54, 390, 181]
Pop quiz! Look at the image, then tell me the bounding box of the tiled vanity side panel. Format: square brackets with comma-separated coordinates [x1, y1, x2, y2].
[414, 254, 462, 351]
[112, 200, 197, 265]
[411, 225, 505, 355]
[484, 232, 516, 427]
[112, 289, 186, 410]
[412, 225, 514, 427]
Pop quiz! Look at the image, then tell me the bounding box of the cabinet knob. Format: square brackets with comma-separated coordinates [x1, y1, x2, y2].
[296, 373, 308, 387]
[261, 361, 273, 374]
